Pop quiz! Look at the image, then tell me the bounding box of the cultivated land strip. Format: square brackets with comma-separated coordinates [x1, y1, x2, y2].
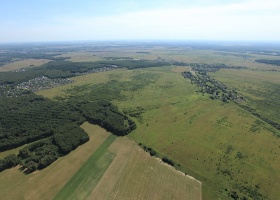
[54, 134, 117, 200]
[89, 137, 202, 200]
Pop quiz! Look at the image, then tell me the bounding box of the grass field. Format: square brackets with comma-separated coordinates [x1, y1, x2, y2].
[113, 67, 279, 199]
[0, 144, 27, 159]
[54, 134, 117, 200]
[36, 68, 112, 99]
[0, 59, 51, 72]
[38, 65, 280, 199]
[61, 52, 104, 62]
[0, 122, 110, 200]
[212, 69, 280, 124]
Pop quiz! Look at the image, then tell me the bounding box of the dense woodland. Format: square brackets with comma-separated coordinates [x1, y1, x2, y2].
[0, 93, 136, 173]
[0, 95, 83, 151]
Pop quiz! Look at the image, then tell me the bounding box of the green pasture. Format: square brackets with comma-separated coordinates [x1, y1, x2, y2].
[36, 51, 280, 199]
[212, 69, 280, 125]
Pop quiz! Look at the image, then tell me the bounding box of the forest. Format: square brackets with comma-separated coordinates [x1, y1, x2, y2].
[0, 93, 136, 173]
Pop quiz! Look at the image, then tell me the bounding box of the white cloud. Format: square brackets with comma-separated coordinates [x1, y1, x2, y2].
[55, 0, 279, 41]
[2, 0, 280, 42]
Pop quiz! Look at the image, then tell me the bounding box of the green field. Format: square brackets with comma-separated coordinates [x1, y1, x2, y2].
[54, 134, 116, 200]
[1, 44, 280, 199]
[212, 69, 280, 125]
[40, 64, 280, 199]
[0, 59, 51, 72]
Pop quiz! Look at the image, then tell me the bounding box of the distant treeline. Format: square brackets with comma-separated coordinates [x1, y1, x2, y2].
[0, 51, 67, 66]
[255, 59, 280, 66]
[238, 104, 280, 132]
[182, 63, 246, 103]
[190, 63, 247, 73]
[0, 61, 101, 84]
[0, 93, 136, 173]
[182, 63, 280, 134]
[0, 59, 177, 85]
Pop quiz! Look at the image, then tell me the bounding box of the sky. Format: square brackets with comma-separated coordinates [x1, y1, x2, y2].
[0, 0, 280, 43]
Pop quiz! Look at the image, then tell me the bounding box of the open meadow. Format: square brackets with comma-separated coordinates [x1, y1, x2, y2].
[37, 56, 280, 199]
[211, 69, 280, 125]
[1, 44, 280, 200]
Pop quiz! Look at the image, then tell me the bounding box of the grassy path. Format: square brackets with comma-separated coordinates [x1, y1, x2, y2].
[54, 134, 117, 200]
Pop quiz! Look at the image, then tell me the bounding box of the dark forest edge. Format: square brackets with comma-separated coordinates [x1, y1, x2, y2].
[0, 94, 136, 174]
[255, 59, 280, 66]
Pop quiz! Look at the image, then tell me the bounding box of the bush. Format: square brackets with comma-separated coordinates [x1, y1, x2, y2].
[162, 157, 174, 166]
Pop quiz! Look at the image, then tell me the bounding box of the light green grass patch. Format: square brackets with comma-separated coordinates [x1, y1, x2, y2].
[54, 134, 116, 200]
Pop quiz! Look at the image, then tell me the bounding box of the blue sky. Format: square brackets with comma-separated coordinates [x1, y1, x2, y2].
[1, 0, 280, 42]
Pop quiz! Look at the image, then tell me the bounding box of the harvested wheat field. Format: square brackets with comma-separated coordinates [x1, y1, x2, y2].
[89, 136, 202, 200]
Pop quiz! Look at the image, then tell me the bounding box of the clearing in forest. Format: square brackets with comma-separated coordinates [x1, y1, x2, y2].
[0, 59, 50, 72]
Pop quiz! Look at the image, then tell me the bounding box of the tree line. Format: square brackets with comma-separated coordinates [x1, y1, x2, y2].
[255, 59, 280, 66]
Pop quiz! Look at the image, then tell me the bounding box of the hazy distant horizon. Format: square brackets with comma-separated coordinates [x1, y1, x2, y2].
[1, 40, 280, 46]
[1, 0, 280, 43]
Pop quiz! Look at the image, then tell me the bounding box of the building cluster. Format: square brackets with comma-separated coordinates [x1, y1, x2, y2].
[17, 76, 74, 92]
[182, 64, 246, 103]
[73, 66, 117, 76]
[0, 76, 73, 97]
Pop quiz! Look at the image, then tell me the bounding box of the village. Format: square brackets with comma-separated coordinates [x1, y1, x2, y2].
[0, 66, 117, 97]
[182, 63, 246, 103]
[0, 76, 73, 97]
